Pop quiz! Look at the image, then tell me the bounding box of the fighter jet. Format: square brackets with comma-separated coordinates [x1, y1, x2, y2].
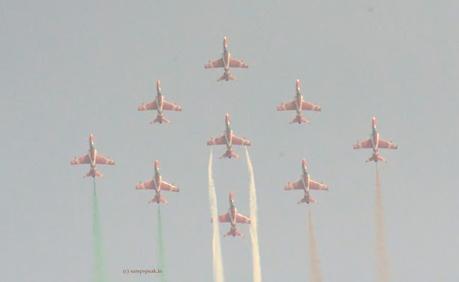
[353, 116, 398, 162]
[70, 134, 115, 177]
[207, 113, 251, 159]
[137, 80, 182, 124]
[136, 160, 179, 204]
[204, 36, 248, 81]
[277, 79, 322, 124]
[216, 192, 251, 237]
[284, 160, 328, 204]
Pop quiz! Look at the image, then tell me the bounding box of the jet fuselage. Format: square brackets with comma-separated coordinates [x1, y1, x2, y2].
[295, 80, 303, 114]
[156, 80, 164, 114]
[300, 160, 311, 192]
[370, 117, 380, 152]
[228, 195, 238, 227]
[222, 37, 231, 71]
[153, 160, 162, 192]
[224, 114, 233, 149]
[88, 135, 97, 168]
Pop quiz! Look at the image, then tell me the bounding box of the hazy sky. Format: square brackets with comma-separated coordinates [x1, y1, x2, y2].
[1, 1, 459, 281]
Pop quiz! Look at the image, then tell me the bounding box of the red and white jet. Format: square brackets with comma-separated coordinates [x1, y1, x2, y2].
[207, 113, 251, 159]
[204, 36, 248, 81]
[70, 134, 115, 178]
[353, 116, 398, 162]
[284, 160, 328, 204]
[136, 160, 179, 204]
[277, 79, 322, 124]
[137, 80, 182, 124]
[217, 192, 251, 237]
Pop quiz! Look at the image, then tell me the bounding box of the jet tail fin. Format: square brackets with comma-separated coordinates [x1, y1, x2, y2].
[290, 114, 309, 124]
[220, 149, 239, 159]
[149, 193, 168, 204]
[217, 72, 236, 81]
[367, 153, 385, 163]
[152, 114, 170, 124]
[85, 168, 103, 178]
[224, 227, 242, 237]
[298, 195, 316, 204]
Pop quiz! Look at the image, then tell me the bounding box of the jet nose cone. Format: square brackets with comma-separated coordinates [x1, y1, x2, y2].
[372, 116, 377, 127]
[302, 159, 308, 168]
[229, 192, 235, 204]
[156, 80, 161, 91]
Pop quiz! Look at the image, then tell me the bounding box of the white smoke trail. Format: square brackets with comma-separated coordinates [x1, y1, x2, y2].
[244, 147, 262, 282]
[208, 149, 225, 282]
[375, 165, 390, 282]
[307, 211, 323, 282]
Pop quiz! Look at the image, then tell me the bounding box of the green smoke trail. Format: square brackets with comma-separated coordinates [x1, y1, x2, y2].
[208, 149, 225, 282]
[244, 147, 262, 282]
[157, 206, 167, 282]
[92, 179, 106, 282]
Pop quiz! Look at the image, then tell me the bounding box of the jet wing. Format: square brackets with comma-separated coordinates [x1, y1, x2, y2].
[207, 135, 226, 145]
[309, 180, 328, 191]
[218, 213, 230, 223]
[160, 181, 179, 192]
[276, 101, 297, 111]
[205, 58, 224, 69]
[301, 101, 321, 111]
[229, 58, 248, 68]
[284, 179, 305, 190]
[378, 139, 397, 149]
[138, 101, 158, 111]
[353, 139, 372, 149]
[136, 180, 154, 190]
[236, 213, 251, 224]
[162, 100, 182, 112]
[70, 154, 90, 165]
[231, 134, 251, 146]
[95, 154, 115, 165]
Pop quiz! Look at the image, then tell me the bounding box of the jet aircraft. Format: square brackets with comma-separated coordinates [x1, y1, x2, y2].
[353, 116, 398, 162]
[204, 36, 248, 81]
[276, 79, 322, 124]
[284, 159, 328, 204]
[70, 134, 115, 177]
[207, 113, 251, 159]
[216, 192, 251, 237]
[136, 160, 179, 204]
[137, 80, 182, 124]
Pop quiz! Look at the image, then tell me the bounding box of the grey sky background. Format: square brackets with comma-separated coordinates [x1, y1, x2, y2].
[1, 0, 459, 281]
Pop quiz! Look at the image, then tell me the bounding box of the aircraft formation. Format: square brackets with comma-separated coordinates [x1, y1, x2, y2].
[70, 36, 398, 238]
